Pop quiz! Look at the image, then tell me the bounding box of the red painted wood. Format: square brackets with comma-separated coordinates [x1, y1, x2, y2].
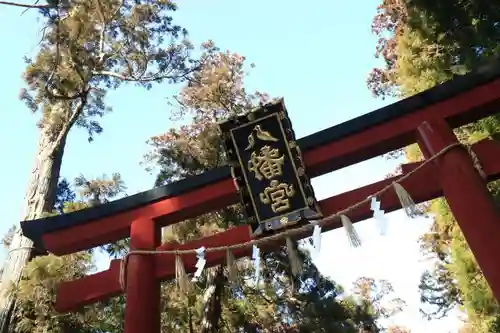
[55, 260, 122, 312]
[304, 79, 500, 178]
[470, 139, 500, 180]
[417, 120, 500, 300]
[124, 219, 161, 333]
[56, 226, 253, 312]
[42, 79, 500, 255]
[44, 179, 238, 255]
[55, 139, 500, 312]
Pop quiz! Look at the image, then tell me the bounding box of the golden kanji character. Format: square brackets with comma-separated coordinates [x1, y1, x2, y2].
[245, 125, 279, 150]
[248, 146, 284, 181]
[259, 180, 295, 213]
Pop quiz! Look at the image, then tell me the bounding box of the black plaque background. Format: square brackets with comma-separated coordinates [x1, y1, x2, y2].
[230, 114, 308, 223]
[218, 99, 322, 231]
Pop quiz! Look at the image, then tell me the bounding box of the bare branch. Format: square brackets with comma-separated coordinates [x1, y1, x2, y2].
[91, 70, 154, 82]
[92, 67, 199, 83]
[0, 0, 53, 9]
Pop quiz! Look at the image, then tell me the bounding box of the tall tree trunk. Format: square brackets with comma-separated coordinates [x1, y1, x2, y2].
[201, 270, 216, 332]
[201, 266, 224, 333]
[0, 126, 67, 333]
[208, 267, 224, 333]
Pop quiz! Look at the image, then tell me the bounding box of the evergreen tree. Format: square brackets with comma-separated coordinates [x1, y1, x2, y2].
[0, 1, 197, 331]
[54, 178, 76, 213]
[368, 1, 500, 331]
[5, 173, 127, 333]
[350, 277, 406, 326]
[144, 42, 403, 332]
[0, 40, 397, 333]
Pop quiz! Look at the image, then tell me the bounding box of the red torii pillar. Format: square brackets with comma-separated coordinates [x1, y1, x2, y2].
[417, 119, 500, 299]
[124, 218, 161, 333]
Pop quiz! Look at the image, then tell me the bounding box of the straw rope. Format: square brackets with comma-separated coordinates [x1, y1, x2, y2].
[118, 142, 484, 290]
[466, 145, 487, 179]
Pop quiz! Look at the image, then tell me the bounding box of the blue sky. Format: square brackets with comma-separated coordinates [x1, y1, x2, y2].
[0, 1, 463, 331]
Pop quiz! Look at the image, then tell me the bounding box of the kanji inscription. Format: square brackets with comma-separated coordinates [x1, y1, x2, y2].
[248, 145, 284, 180]
[260, 180, 295, 213]
[218, 99, 322, 236]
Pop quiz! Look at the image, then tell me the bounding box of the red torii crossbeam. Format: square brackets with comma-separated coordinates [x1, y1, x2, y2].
[20, 59, 500, 333]
[26, 70, 500, 256]
[55, 139, 500, 313]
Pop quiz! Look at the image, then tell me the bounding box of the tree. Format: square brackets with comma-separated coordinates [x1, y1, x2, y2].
[350, 277, 406, 331]
[54, 178, 76, 213]
[0, 1, 198, 331]
[144, 43, 393, 332]
[73, 173, 130, 257]
[2, 173, 127, 333]
[368, 0, 500, 99]
[74, 173, 126, 206]
[351, 277, 406, 319]
[368, 1, 500, 331]
[145, 42, 278, 332]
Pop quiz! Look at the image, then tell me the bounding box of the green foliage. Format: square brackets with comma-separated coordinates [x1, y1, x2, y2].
[54, 178, 76, 213]
[369, 0, 500, 99]
[12, 252, 101, 333]
[4, 173, 129, 333]
[369, 0, 500, 331]
[143, 40, 269, 186]
[351, 277, 406, 322]
[1, 1, 197, 329]
[16, 0, 197, 149]
[74, 173, 126, 205]
[73, 173, 129, 257]
[0, 0, 412, 327]
[418, 199, 463, 319]
[143, 45, 291, 331]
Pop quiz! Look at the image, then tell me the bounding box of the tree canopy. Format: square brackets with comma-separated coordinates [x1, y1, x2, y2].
[0, 1, 198, 331]
[369, 0, 500, 331]
[9, 174, 126, 333]
[0, 35, 409, 333]
[144, 43, 386, 332]
[0, 1, 425, 331]
[0, 40, 411, 333]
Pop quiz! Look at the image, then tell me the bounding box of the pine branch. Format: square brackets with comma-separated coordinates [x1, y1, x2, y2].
[91, 71, 154, 82]
[91, 69, 197, 83]
[0, 0, 53, 8]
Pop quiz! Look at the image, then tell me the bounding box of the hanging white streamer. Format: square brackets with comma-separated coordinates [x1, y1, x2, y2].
[192, 246, 206, 282]
[312, 224, 322, 258]
[370, 196, 388, 236]
[252, 245, 261, 285]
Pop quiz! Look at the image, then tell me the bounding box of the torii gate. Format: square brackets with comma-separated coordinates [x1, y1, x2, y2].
[21, 59, 500, 333]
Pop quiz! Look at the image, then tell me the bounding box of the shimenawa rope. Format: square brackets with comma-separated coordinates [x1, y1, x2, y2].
[117, 142, 483, 290]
